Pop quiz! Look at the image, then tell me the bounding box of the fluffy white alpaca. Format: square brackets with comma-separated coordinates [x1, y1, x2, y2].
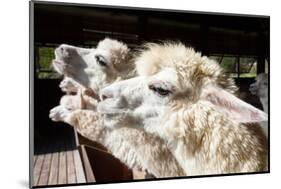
[249, 73, 268, 138]
[59, 89, 98, 111]
[53, 38, 133, 110]
[52, 38, 134, 96]
[50, 38, 185, 177]
[49, 107, 185, 177]
[98, 42, 268, 175]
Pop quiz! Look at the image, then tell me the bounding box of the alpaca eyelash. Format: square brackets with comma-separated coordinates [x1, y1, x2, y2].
[148, 85, 172, 96]
[95, 55, 107, 67]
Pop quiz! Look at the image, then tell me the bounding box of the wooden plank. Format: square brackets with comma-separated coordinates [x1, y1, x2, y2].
[33, 153, 45, 186]
[48, 151, 59, 185]
[37, 150, 52, 186]
[33, 155, 38, 166]
[58, 142, 67, 185]
[77, 133, 107, 151]
[66, 150, 76, 184]
[82, 145, 132, 182]
[79, 145, 96, 182]
[73, 149, 86, 183]
[73, 128, 80, 146]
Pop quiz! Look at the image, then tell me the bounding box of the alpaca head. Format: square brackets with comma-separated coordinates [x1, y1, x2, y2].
[98, 43, 268, 131]
[52, 38, 132, 94]
[60, 94, 83, 111]
[249, 73, 268, 99]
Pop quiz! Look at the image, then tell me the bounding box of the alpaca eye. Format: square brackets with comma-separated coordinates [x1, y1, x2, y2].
[95, 55, 107, 67]
[149, 85, 171, 96]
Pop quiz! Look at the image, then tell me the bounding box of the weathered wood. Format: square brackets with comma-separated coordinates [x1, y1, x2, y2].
[77, 133, 107, 151]
[58, 142, 67, 184]
[48, 151, 59, 185]
[33, 153, 45, 186]
[37, 150, 52, 186]
[33, 155, 38, 166]
[66, 149, 77, 184]
[73, 128, 80, 147]
[73, 149, 86, 183]
[82, 145, 132, 182]
[79, 145, 96, 182]
[33, 129, 88, 186]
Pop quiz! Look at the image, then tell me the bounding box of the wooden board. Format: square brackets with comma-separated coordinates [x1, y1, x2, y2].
[37, 147, 52, 185]
[48, 151, 59, 185]
[79, 145, 96, 182]
[33, 136, 87, 187]
[82, 145, 132, 182]
[58, 141, 67, 185]
[33, 153, 45, 185]
[66, 150, 76, 184]
[73, 149, 86, 183]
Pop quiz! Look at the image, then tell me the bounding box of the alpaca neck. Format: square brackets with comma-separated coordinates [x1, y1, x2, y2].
[260, 97, 268, 113]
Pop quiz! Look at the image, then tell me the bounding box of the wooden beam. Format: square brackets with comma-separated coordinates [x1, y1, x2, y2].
[79, 145, 96, 182]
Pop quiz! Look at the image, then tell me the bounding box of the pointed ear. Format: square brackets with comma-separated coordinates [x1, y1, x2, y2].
[201, 85, 268, 123]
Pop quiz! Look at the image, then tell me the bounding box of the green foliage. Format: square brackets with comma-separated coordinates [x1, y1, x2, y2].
[36, 47, 60, 79]
[210, 55, 257, 78]
[38, 47, 55, 70]
[37, 72, 62, 79]
[221, 57, 237, 73]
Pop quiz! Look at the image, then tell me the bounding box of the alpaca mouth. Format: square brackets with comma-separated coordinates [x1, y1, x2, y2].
[249, 86, 257, 95]
[52, 59, 66, 74]
[52, 59, 76, 76]
[97, 98, 127, 115]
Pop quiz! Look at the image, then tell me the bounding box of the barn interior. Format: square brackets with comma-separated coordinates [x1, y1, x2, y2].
[31, 1, 269, 187]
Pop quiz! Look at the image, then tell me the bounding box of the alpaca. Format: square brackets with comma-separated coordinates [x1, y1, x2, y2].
[97, 42, 268, 175]
[53, 38, 133, 110]
[249, 73, 268, 138]
[52, 38, 134, 96]
[49, 107, 185, 177]
[249, 73, 268, 113]
[50, 38, 185, 177]
[59, 89, 98, 111]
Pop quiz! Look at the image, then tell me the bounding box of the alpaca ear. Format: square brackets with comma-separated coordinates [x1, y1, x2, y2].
[201, 85, 268, 123]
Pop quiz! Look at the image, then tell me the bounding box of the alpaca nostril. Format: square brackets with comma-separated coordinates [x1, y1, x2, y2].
[100, 91, 114, 101]
[101, 94, 108, 101]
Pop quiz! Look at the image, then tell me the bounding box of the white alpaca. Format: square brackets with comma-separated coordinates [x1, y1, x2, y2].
[249, 73, 268, 138]
[58, 89, 98, 111]
[52, 38, 134, 95]
[53, 38, 133, 110]
[49, 107, 185, 177]
[250, 73, 268, 113]
[50, 38, 185, 177]
[97, 42, 268, 175]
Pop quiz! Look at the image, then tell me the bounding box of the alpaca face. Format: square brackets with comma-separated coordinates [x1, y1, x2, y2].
[98, 68, 181, 129]
[249, 73, 268, 99]
[98, 43, 268, 131]
[52, 38, 131, 94]
[52, 44, 91, 77]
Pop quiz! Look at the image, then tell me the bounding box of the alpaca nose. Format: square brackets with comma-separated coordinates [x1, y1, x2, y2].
[55, 44, 74, 59]
[100, 89, 114, 101]
[101, 94, 109, 101]
[249, 83, 257, 94]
